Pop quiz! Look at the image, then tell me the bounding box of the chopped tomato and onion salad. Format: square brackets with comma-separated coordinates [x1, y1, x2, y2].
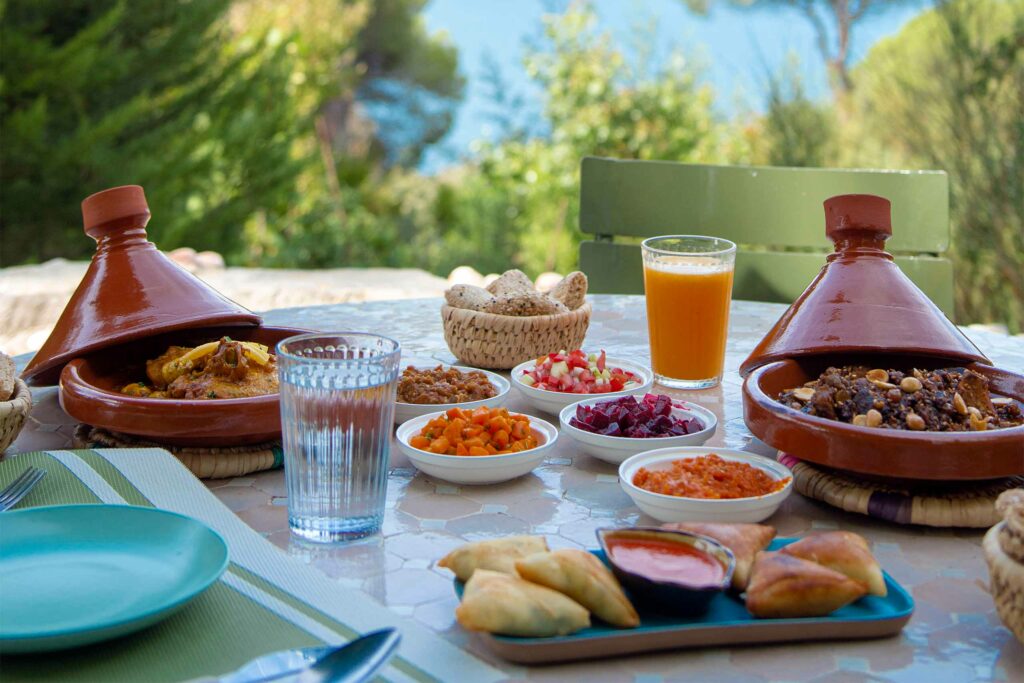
[519, 349, 640, 394]
[410, 407, 538, 456]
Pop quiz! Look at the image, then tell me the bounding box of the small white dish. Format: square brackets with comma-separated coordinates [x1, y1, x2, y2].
[510, 356, 654, 415]
[395, 411, 559, 485]
[559, 394, 718, 465]
[393, 365, 510, 424]
[618, 447, 793, 523]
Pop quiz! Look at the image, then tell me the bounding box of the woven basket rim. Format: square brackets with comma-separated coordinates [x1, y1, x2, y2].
[985, 522, 1024, 577]
[442, 300, 592, 323]
[1, 378, 32, 411]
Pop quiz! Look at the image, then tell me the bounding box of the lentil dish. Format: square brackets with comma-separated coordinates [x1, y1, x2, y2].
[410, 406, 538, 455]
[778, 366, 1023, 432]
[633, 454, 790, 499]
[120, 337, 277, 400]
[397, 365, 497, 405]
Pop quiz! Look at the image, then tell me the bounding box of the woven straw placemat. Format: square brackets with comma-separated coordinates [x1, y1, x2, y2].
[73, 425, 281, 480]
[779, 453, 1024, 528]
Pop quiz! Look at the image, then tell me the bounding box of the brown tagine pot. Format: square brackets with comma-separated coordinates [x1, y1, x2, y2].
[22, 185, 261, 386]
[741, 194, 1024, 481]
[60, 325, 308, 447]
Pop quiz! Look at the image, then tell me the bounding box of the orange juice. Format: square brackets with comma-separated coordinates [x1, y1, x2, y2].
[643, 264, 734, 382]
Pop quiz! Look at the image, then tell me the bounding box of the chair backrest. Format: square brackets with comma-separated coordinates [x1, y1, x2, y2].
[578, 157, 954, 315]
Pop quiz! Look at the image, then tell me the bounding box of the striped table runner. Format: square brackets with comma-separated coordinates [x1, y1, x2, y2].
[0, 449, 503, 683]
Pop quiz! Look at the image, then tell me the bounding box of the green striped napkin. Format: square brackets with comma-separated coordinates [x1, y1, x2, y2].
[0, 450, 503, 683]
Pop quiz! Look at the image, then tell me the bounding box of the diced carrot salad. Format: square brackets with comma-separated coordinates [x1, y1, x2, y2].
[410, 407, 539, 456]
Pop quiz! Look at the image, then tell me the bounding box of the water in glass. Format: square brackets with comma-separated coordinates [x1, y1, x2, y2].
[277, 333, 400, 542]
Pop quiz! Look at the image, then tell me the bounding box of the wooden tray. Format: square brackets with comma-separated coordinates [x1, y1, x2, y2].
[454, 538, 914, 665]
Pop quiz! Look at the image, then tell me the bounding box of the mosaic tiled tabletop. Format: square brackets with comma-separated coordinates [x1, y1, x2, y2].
[10, 295, 1024, 683]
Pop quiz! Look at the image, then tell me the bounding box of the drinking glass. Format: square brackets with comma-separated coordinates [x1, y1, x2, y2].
[641, 235, 737, 389]
[277, 333, 401, 543]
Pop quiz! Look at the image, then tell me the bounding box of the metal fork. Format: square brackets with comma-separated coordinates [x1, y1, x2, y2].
[0, 466, 46, 511]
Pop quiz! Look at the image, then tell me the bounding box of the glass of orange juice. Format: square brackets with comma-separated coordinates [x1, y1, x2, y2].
[641, 235, 736, 389]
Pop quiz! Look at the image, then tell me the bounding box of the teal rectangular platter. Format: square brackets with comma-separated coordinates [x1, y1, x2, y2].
[453, 538, 914, 664]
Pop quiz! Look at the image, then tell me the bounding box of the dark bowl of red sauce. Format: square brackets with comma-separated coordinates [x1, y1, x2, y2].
[596, 527, 735, 616]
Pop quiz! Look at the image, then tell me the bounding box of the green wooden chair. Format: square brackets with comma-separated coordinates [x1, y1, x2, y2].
[578, 157, 955, 316]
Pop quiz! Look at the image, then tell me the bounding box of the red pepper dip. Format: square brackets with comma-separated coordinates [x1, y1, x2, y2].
[605, 535, 724, 586]
[633, 454, 789, 499]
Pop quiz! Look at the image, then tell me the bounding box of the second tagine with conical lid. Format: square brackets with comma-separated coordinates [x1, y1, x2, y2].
[22, 185, 261, 385]
[739, 193, 989, 376]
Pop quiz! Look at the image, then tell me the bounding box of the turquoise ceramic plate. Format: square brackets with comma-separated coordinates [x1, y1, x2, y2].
[454, 537, 915, 664]
[0, 505, 229, 654]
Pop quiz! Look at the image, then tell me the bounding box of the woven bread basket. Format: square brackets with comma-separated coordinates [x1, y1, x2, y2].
[984, 523, 1024, 645]
[984, 488, 1024, 645]
[0, 379, 32, 455]
[441, 302, 592, 369]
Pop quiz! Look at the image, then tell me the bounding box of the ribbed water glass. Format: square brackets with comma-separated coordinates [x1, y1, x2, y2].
[277, 333, 400, 543]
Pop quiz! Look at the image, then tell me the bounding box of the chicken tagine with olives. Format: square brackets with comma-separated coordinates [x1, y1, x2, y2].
[120, 337, 278, 400]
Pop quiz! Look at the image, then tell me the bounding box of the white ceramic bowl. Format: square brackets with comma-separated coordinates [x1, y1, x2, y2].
[559, 394, 718, 465]
[393, 364, 510, 424]
[395, 411, 559, 485]
[510, 356, 654, 415]
[618, 447, 793, 523]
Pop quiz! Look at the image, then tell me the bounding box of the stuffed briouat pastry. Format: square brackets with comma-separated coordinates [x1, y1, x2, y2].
[515, 549, 640, 628]
[456, 569, 590, 637]
[438, 535, 549, 582]
[779, 531, 887, 597]
[745, 551, 867, 618]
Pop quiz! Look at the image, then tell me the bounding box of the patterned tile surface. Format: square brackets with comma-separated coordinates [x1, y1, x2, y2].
[10, 295, 1024, 681]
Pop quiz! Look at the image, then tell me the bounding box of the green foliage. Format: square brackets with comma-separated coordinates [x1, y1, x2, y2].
[846, 0, 1024, 331]
[2, 0, 1021, 333]
[750, 57, 836, 167]
[355, 0, 464, 167]
[679, 1, 920, 94]
[464, 2, 727, 274]
[0, 0, 319, 264]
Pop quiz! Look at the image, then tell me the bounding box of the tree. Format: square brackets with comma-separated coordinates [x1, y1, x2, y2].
[847, 0, 1024, 330]
[0, 0, 328, 265]
[683, 1, 920, 95]
[458, 1, 727, 275]
[352, 0, 464, 168]
[742, 56, 837, 166]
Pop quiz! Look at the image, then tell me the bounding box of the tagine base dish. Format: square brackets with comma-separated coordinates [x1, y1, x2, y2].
[779, 454, 1024, 528]
[743, 355, 1024, 481]
[60, 325, 309, 448]
[453, 540, 913, 665]
[73, 425, 281, 480]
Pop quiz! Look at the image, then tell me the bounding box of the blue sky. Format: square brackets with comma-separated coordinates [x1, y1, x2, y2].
[420, 0, 924, 172]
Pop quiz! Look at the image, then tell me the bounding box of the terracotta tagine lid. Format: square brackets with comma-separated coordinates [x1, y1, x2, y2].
[22, 185, 261, 385]
[739, 194, 989, 376]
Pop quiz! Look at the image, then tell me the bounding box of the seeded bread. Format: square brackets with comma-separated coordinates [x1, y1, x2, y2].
[0, 352, 15, 402]
[445, 284, 496, 311]
[486, 270, 535, 296]
[548, 271, 588, 310]
[484, 293, 568, 317]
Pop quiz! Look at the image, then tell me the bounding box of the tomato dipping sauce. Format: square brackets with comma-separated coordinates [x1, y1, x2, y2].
[632, 453, 789, 499]
[605, 535, 725, 586]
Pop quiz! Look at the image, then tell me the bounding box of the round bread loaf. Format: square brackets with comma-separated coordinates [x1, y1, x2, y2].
[445, 284, 496, 311]
[486, 269, 536, 296]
